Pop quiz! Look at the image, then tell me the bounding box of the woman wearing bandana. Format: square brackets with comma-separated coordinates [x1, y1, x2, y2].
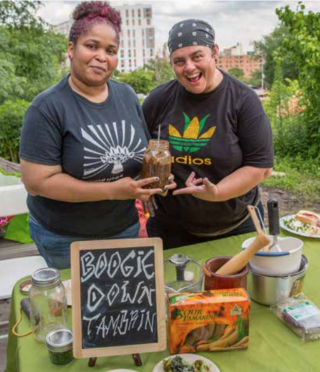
[142, 19, 274, 249]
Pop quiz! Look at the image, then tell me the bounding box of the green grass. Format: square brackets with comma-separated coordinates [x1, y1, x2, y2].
[261, 156, 320, 203]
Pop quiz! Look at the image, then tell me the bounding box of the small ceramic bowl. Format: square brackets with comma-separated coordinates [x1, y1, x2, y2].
[242, 236, 303, 276]
[204, 256, 249, 290]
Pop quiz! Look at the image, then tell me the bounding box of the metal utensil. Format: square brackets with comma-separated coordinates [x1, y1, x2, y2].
[267, 199, 282, 252]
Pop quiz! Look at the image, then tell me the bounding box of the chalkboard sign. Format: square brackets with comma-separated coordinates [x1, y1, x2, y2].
[71, 238, 166, 358]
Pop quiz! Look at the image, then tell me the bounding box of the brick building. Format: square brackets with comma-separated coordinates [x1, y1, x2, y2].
[217, 43, 261, 78]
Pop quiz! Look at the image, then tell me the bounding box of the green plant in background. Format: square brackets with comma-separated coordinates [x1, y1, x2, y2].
[0, 1, 68, 162]
[254, 25, 299, 89]
[116, 68, 156, 95]
[0, 100, 30, 162]
[263, 64, 309, 159]
[276, 3, 320, 162]
[228, 67, 245, 82]
[262, 156, 320, 203]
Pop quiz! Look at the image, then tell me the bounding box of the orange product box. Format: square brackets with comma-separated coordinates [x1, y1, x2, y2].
[168, 288, 250, 354]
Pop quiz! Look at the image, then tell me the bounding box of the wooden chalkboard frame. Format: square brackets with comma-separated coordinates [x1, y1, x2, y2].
[71, 238, 166, 359]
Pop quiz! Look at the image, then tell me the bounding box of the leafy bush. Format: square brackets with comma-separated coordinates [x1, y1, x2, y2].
[0, 100, 30, 162]
[276, 4, 320, 158]
[263, 65, 317, 163]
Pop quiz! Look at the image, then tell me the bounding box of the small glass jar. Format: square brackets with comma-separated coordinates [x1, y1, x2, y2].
[140, 139, 171, 191]
[46, 328, 73, 365]
[29, 268, 68, 342]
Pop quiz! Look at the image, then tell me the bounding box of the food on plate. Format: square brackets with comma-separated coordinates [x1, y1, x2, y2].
[168, 289, 250, 354]
[295, 210, 320, 229]
[163, 355, 210, 372]
[283, 211, 320, 236]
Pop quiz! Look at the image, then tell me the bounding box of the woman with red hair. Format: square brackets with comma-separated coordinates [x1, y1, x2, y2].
[19, 2, 175, 269]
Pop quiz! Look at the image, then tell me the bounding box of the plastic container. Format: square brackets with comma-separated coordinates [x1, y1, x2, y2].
[247, 254, 309, 306]
[242, 235, 303, 276]
[46, 328, 73, 365]
[140, 139, 171, 191]
[29, 268, 68, 342]
[204, 256, 249, 290]
[271, 293, 320, 341]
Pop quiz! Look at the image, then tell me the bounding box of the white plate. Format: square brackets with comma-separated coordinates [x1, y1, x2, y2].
[280, 215, 320, 238]
[152, 354, 220, 372]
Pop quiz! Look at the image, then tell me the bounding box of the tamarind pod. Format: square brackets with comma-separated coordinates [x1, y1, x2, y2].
[232, 336, 249, 347]
[219, 327, 235, 341]
[209, 343, 249, 351]
[231, 342, 249, 349]
[208, 329, 239, 350]
[197, 343, 210, 352]
[197, 340, 210, 345]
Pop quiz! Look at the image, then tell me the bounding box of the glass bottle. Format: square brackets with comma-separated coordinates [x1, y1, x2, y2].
[140, 139, 171, 191]
[29, 268, 68, 342]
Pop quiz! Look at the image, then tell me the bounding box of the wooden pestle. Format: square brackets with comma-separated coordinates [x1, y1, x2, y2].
[247, 205, 270, 252]
[216, 233, 270, 276]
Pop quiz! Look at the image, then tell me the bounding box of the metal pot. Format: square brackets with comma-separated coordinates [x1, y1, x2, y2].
[242, 235, 303, 276]
[247, 254, 308, 306]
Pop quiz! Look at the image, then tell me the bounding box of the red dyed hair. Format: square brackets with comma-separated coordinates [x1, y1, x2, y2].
[69, 1, 121, 44]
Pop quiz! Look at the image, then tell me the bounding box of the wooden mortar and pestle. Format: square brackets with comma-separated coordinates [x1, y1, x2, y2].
[204, 206, 270, 288]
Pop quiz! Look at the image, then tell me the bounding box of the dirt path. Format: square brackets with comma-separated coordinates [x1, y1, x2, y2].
[261, 186, 320, 226]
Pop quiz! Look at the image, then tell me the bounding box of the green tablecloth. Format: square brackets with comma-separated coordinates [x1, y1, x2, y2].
[6, 232, 320, 372]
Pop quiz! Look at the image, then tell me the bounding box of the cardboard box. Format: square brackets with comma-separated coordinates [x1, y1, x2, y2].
[168, 288, 250, 354]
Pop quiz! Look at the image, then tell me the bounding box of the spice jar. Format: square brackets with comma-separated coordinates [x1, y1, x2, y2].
[46, 328, 73, 365]
[29, 268, 68, 342]
[140, 139, 171, 191]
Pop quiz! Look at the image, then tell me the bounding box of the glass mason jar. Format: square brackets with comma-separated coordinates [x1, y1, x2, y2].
[46, 328, 73, 365]
[29, 268, 68, 342]
[140, 139, 171, 191]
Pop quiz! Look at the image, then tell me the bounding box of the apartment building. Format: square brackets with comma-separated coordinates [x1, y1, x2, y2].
[116, 4, 155, 72]
[218, 43, 262, 78]
[52, 4, 155, 73]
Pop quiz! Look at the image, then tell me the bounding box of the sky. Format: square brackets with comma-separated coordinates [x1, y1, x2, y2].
[37, 1, 320, 53]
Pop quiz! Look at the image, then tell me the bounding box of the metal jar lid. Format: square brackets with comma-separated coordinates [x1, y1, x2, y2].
[31, 268, 61, 287]
[46, 328, 73, 353]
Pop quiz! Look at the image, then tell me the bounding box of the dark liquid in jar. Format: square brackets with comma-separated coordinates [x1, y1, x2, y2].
[141, 140, 171, 191]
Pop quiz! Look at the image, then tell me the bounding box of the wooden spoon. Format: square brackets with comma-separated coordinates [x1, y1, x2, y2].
[247, 205, 270, 252]
[216, 233, 270, 276]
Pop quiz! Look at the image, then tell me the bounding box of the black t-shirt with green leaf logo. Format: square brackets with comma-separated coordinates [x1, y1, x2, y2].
[142, 71, 273, 234]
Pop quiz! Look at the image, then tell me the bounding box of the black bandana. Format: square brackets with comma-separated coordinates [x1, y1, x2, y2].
[168, 19, 215, 54]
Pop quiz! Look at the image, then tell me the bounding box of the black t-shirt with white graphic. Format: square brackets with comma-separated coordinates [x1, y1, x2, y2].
[20, 75, 149, 237]
[142, 71, 273, 235]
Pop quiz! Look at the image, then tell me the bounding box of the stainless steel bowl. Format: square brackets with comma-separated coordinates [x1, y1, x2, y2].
[247, 254, 309, 306]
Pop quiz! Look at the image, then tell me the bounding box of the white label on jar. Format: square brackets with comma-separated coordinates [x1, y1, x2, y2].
[284, 301, 320, 321]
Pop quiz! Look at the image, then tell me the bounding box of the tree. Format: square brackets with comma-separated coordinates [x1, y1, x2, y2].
[143, 59, 175, 86]
[228, 67, 245, 81]
[0, 100, 30, 162]
[117, 68, 156, 94]
[248, 69, 262, 87]
[0, 1, 67, 105]
[0, 1, 68, 161]
[276, 3, 320, 160]
[254, 25, 299, 89]
[0, 1, 44, 29]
